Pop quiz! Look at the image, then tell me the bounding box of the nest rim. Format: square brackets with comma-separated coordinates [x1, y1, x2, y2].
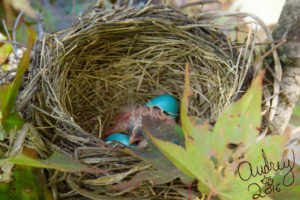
[18, 5, 281, 199]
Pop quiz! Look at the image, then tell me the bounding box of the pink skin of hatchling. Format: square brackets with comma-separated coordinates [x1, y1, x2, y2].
[104, 106, 177, 147]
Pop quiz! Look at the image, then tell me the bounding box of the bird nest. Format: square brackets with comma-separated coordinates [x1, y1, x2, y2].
[19, 5, 280, 199]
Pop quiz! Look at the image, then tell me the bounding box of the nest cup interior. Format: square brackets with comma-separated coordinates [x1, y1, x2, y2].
[45, 6, 247, 137]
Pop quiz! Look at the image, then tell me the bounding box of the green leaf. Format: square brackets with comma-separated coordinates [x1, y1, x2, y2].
[2, 112, 24, 133]
[267, 162, 300, 199]
[2, 152, 107, 175]
[0, 27, 35, 133]
[0, 166, 47, 200]
[0, 42, 12, 65]
[0, 84, 12, 120]
[144, 63, 288, 200]
[211, 71, 263, 165]
[144, 119, 213, 191]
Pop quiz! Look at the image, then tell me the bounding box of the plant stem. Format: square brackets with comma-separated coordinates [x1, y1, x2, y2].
[188, 183, 192, 200]
[207, 189, 214, 200]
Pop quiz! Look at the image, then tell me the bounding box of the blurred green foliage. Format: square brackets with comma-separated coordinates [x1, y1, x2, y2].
[290, 98, 300, 126]
[0, 166, 47, 200]
[0, 0, 99, 42]
[0, 28, 35, 136]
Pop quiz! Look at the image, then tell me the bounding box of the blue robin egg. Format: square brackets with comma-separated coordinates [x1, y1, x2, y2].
[105, 133, 136, 147]
[145, 95, 179, 118]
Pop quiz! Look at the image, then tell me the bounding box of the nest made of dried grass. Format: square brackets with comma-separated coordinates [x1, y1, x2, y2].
[17, 5, 281, 200]
[38, 5, 252, 136]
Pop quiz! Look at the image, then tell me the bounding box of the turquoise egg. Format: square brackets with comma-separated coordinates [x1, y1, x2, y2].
[145, 95, 179, 118]
[105, 133, 136, 147]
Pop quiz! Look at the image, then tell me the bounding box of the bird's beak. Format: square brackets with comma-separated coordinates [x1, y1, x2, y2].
[129, 135, 138, 145]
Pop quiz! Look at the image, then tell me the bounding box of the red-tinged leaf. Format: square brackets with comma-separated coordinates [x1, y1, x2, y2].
[115, 118, 193, 191]
[111, 168, 185, 191]
[111, 171, 144, 191]
[22, 146, 39, 159]
[144, 118, 215, 190]
[4, 152, 107, 175]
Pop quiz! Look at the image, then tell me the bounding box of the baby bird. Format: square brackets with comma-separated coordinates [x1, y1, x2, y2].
[104, 106, 177, 147]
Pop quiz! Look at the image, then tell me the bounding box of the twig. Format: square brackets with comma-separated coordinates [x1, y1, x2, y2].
[37, 12, 44, 41]
[128, 0, 134, 7]
[254, 39, 287, 78]
[13, 0, 33, 43]
[11, 0, 33, 66]
[2, 19, 18, 60]
[180, 0, 220, 9]
[188, 183, 192, 200]
[0, 70, 16, 85]
[15, 84, 38, 112]
[0, 70, 17, 80]
[146, 0, 154, 7]
[270, 0, 300, 134]
[0, 40, 27, 47]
